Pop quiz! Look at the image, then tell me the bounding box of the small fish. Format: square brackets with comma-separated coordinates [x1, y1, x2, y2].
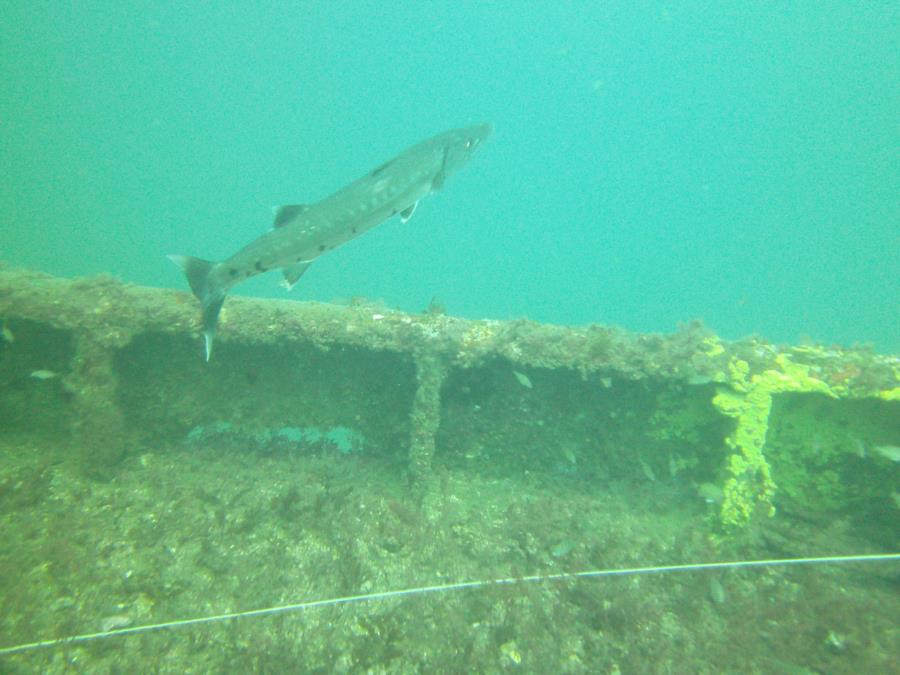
[697, 483, 724, 504]
[99, 614, 132, 632]
[1, 321, 13, 343]
[709, 577, 726, 605]
[686, 374, 712, 386]
[29, 370, 59, 380]
[638, 456, 656, 481]
[873, 445, 900, 462]
[513, 371, 532, 389]
[551, 539, 576, 558]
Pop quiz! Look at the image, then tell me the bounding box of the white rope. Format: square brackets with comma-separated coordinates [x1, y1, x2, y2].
[1, 553, 897, 657]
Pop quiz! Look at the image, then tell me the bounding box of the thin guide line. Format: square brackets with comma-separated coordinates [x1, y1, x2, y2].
[1, 553, 897, 657]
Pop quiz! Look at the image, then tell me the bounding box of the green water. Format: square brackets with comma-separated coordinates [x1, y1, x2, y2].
[1, 3, 899, 672]
[2, 3, 898, 349]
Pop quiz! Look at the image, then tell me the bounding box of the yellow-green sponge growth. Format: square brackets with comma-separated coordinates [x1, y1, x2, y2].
[712, 355, 836, 527]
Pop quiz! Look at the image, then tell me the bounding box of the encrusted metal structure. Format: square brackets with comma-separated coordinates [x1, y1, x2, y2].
[1, 266, 898, 527]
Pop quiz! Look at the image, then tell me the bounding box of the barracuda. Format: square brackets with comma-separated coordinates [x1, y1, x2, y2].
[170, 123, 492, 360]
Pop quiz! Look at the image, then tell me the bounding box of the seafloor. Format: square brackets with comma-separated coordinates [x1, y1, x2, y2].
[1, 267, 898, 673]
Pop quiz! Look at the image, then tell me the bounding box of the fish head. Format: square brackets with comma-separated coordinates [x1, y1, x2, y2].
[440, 123, 493, 177]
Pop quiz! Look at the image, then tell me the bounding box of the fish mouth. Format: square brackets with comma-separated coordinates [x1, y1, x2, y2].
[471, 122, 493, 142]
[460, 123, 493, 152]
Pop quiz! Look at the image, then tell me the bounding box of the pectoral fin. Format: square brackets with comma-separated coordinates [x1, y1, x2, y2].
[400, 202, 418, 223]
[432, 147, 449, 190]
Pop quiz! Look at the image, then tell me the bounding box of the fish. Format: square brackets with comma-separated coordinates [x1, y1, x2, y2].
[873, 445, 900, 462]
[512, 370, 532, 389]
[99, 614, 132, 633]
[170, 124, 492, 360]
[709, 577, 727, 605]
[697, 483, 724, 504]
[29, 369, 59, 380]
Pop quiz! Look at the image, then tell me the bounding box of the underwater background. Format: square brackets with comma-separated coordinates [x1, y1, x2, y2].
[1, 2, 897, 350]
[1, 3, 899, 673]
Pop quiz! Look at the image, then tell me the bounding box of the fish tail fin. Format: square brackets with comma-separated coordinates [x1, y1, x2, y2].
[167, 254, 225, 361]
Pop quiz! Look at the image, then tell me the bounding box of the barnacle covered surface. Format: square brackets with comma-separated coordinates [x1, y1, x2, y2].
[1, 267, 898, 672]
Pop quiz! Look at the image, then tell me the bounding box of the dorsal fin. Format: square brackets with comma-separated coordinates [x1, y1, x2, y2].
[273, 204, 309, 228]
